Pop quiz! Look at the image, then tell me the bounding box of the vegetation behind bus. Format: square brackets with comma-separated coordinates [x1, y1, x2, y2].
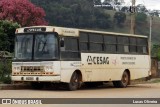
[0, 58, 12, 84]
[30, 0, 160, 44]
[0, 20, 19, 84]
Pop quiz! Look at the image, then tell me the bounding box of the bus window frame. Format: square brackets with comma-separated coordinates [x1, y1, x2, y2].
[79, 32, 149, 55]
[60, 36, 81, 61]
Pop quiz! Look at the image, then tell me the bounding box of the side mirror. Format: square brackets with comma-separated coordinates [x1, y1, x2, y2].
[60, 38, 64, 47]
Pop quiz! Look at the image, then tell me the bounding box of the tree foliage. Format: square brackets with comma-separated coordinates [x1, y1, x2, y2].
[136, 4, 148, 13]
[136, 12, 147, 24]
[94, 0, 101, 5]
[31, 0, 112, 29]
[152, 44, 160, 60]
[114, 12, 126, 27]
[0, 20, 20, 52]
[0, 0, 48, 27]
[121, 6, 129, 12]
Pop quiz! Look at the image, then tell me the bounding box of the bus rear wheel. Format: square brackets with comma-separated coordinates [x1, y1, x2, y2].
[67, 72, 80, 91]
[113, 71, 129, 88]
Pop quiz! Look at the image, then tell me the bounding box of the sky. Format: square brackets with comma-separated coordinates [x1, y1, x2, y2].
[101, 0, 160, 10]
[124, 0, 160, 10]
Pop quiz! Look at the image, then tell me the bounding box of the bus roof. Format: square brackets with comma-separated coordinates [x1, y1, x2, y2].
[16, 26, 148, 38]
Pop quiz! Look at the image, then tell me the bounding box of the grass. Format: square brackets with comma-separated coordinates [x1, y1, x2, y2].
[148, 78, 160, 83]
[131, 77, 160, 84]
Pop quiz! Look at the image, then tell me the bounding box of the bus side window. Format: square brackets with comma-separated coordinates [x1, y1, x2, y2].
[137, 38, 148, 54]
[104, 35, 117, 53]
[80, 32, 89, 51]
[129, 37, 137, 53]
[117, 36, 129, 53]
[61, 37, 80, 59]
[89, 33, 103, 52]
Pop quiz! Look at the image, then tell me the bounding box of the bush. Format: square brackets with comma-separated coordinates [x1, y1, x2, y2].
[1, 76, 11, 84]
[114, 12, 126, 27]
[0, 59, 12, 84]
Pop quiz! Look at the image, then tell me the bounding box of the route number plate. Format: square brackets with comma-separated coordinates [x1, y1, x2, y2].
[26, 77, 34, 81]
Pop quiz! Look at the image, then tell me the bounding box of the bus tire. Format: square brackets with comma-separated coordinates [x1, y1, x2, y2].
[31, 82, 44, 89]
[113, 71, 129, 88]
[67, 72, 80, 91]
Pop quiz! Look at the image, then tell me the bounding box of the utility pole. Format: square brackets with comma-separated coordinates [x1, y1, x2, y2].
[149, 16, 153, 55]
[130, 0, 136, 34]
[149, 15, 153, 76]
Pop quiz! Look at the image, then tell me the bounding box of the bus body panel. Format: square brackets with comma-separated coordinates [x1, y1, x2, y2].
[60, 61, 81, 82]
[12, 61, 61, 82]
[129, 68, 149, 80]
[81, 53, 150, 81]
[11, 76, 61, 82]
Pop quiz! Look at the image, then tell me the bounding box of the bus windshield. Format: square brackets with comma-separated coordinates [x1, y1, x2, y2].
[14, 33, 58, 60]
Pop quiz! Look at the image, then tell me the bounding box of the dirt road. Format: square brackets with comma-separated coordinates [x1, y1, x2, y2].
[0, 82, 160, 107]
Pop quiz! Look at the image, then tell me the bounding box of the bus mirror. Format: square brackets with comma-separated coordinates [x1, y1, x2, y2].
[60, 38, 64, 47]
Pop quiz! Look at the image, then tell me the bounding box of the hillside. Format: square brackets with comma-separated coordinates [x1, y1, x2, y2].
[31, 0, 160, 44]
[104, 10, 160, 43]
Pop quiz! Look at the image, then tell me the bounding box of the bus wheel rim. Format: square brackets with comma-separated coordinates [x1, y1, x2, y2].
[122, 72, 128, 86]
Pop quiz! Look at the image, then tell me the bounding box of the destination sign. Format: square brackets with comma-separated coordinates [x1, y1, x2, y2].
[24, 27, 46, 33]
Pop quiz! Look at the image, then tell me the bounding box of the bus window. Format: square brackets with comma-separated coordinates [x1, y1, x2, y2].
[65, 38, 78, 51]
[80, 33, 88, 42]
[34, 34, 58, 59]
[80, 32, 89, 51]
[90, 43, 103, 51]
[15, 35, 33, 60]
[80, 43, 88, 51]
[129, 37, 137, 53]
[61, 37, 80, 59]
[117, 36, 129, 53]
[104, 35, 117, 53]
[89, 33, 103, 52]
[137, 38, 148, 54]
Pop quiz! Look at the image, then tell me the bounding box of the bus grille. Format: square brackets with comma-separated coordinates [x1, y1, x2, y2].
[21, 66, 44, 72]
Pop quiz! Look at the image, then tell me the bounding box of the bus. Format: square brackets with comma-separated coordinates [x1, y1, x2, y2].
[12, 26, 150, 90]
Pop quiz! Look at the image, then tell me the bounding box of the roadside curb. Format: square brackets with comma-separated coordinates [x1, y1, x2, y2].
[131, 78, 160, 85]
[0, 84, 30, 90]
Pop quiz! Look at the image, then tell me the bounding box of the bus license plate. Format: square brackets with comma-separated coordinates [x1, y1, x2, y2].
[26, 77, 34, 81]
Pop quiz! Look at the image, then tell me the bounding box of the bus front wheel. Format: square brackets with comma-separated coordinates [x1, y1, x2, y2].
[67, 72, 80, 91]
[113, 71, 129, 88]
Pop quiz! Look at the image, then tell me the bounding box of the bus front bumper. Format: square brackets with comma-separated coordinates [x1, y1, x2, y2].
[11, 76, 61, 82]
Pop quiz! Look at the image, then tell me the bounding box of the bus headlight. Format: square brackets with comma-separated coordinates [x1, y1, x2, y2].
[12, 66, 21, 72]
[44, 66, 54, 72]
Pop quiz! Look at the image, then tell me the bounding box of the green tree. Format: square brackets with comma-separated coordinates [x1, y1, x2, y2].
[114, 12, 126, 27]
[31, 0, 112, 29]
[0, 20, 20, 52]
[152, 44, 160, 60]
[94, 0, 102, 5]
[136, 4, 148, 13]
[136, 12, 147, 24]
[121, 6, 129, 12]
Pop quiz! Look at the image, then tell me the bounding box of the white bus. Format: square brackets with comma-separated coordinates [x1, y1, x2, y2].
[12, 26, 150, 90]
